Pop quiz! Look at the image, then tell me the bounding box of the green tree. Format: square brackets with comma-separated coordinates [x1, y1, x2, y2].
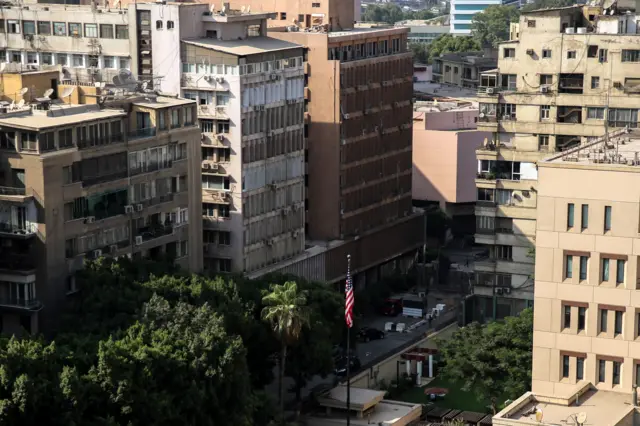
[521, 0, 575, 12]
[428, 34, 481, 61]
[471, 5, 520, 47]
[261, 281, 310, 423]
[362, 4, 435, 24]
[436, 308, 533, 412]
[410, 43, 429, 64]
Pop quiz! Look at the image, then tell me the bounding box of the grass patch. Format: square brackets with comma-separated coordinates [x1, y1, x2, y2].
[396, 376, 490, 413]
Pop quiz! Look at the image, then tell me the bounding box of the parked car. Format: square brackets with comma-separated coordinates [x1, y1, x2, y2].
[334, 354, 361, 376]
[380, 298, 403, 316]
[358, 327, 385, 342]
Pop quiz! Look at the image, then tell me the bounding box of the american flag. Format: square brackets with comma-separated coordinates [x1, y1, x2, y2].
[345, 255, 354, 328]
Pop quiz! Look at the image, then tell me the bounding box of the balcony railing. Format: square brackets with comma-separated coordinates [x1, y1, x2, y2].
[129, 160, 173, 177]
[128, 127, 157, 140]
[0, 254, 36, 273]
[0, 186, 26, 196]
[77, 133, 124, 150]
[82, 170, 129, 187]
[0, 296, 41, 310]
[0, 222, 37, 237]
[135, 223, 174, 243]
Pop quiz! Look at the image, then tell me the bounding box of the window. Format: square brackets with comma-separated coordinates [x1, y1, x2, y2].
[587, 45, 598, 58]
[84, 23, 97, 38]
[219, 231, 231, 245]
[600, 309, 608, 332]
[477, 188, 494, 202]
[116, 25, 128, 39]
[100, 24, 114, 38]
[608, 108, 638, 128]
[59, 128, 73, 148]
[578, 307, 586, 331]
[542, 49, 552, 58]
[565, 255, 573, 279]
[280, 12, 287, 20]
[312, 2, 321, 6]
[72, 54, 84, 67]
[170, 109, 180, 128]
[562, 355, 570, 378]
[0, 20, 4, 33]
[527, 20, 536, 27]
[26, 52, 37, 64]
[567, 50, 577, 59]
[498, 103, 516, 119]
[22, 21, 35, 35]
[602, 258, 610, 281]
[167, 21, 174, 29]
[615, 310, 623, 335]
[591, 76, 600, 89]
[613, 361, 621, 385]
[540, 105, 550, 120]
[540, 74, 553, 85]
[581, 204, 588, 229]
[580, 256, 588, 280]
[68, 23, 81, 37]
[622, 49, 640, 62]
[604, 206, 612, 231]
[57, 54, 68, 66]
[599, 48, 608, 63]
[495, 245, 512, 260]
[88, 55, 99, 68]
[41, 52, 53, 65]
[49, 22, 66, 37]
[637, 363, 640, 386]
[7, 20, 19, 34]
[103, 56, 115, 68]
[577, 357, 584, 380]
[539, 134, 549, 148]
[119, 57, 130, 69]
[156, 20, 163, 30]
[564, 305, 571, 328]
[39, 132, 55, 152]
[453, 67, 459, 74]
[37, 21, 51, 35]
[598, 359, 606, 382]
[503, 48, 515, 58]
[501, 74, 517, 90]
[587, 107, 604, 119]
[617, 259, 625, 284]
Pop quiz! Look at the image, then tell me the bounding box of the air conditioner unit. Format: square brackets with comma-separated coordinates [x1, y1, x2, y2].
[292, 230, 299, 238]
[269, 182, 278, 191]
[217, 134, 225, 141]
[268, 130, 276, 138]
[486, 87, 496, 94]
[281, 208, 289, 216]
[613, 81, 622, 88]
[93, 249, 102, 258]
[495, 288, 504, 295]
[266, 238, 274, 246]
[526, 49, 534, 55]
[503, 287, 512, 294]
[203, 163, 211, 170]
[270, 74, 278, 80]
[216, 77, 225, 84]
[125, 205, 134, 214]
[110, 245, 118, 253]
[136, 204, 143, 212]
[211, 163, 219, 171]
[393, 101, 400, 108]
[86, 216, 95, 224]
[343, 113, 351, 119]
[135, 236, 143, 245]
[292, 203, 299, 211]
[540, 85, 550, 93]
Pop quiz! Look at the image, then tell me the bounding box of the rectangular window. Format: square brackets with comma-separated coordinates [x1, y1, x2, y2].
[580, 256, 588, 280]
[608, 108, 638, 128]
[540, 105, 550, 120]
[615, 310, 623, 335]
[581, 204, 589, 229]
[542, 49, 552, 58]
[562, 355, 570, 378]
[503, 48, 515, 58]
[587, 107, 604, 119]
[119, 57, 130, 69]
[115, 25, 128, 39]
[604, 206, 612, 231]
[68, 23, 81, 37]
[53, 22, 66, 36]
[613, 361, 621, 385]
[600, 309, 608, 332]
[568, 203, 575, 227]
[37, 21, 51, 35]
[7, 20, 19, 34]
[103, 56, 115, 68]
[539, 134, 550, 148]
[84, 23, 97, 38]
[72, 54, 84, 67]
[100, 24, 113, 38]
[591, 76, 600, 89]
[587, 45, 598, 57]
[0, 20, 4, 33]
[599, 48, 608, 63]
[22, 21, 35, 35]
[57, 54, 68, 66]
[617, 259, 625, 284]
[622, 49, 640, 62]
[564, 305, 571, 328]
[41, 52, 53, 65]
[540, 74, 553, 85]
[598, 359, 606, 382]
[578, 307, 586, 331]
[565, 255, 573, 279]
[603, 258, 610, 281]
[577, 357, 585, 380]
[567, 50, 577, 59]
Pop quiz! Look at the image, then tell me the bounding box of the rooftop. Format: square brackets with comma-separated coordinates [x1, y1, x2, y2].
[496, 388, 634, 426]
[543, 128, 640, 168]
[328, 26, 409, 39]
[132, 96, 195, 109]
[0, 104, 125, 130]
[182, 37, 302, 56]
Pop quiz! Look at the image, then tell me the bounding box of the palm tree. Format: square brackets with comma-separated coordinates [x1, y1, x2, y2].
[262, 281, 310, 423]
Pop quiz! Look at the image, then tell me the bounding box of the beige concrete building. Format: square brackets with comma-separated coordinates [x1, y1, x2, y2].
[472, 3, 640, 321]
[0, 70, 202, 335]
[432, 52, 497, 89]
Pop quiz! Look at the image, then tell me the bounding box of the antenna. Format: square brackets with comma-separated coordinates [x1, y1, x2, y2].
[576, 412, 587, 425]
[247, 5, 250, 12]
[241, 5, 245, 13]
[60, 86, 75, 103]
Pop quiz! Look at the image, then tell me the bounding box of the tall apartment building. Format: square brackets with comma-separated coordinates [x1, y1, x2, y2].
[493, 132, 640, 426]
[223, 0, 425, 286]
[0, 69, 202, 335]
[0, 3, 132, 84]
[450, 0, 503, 34]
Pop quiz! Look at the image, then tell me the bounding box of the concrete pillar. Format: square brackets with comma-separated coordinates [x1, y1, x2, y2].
[20, 51, 26, 65]
[417, 360, 423, 386]
[406, 359, 411, 376]
[428, 354, 434, 378]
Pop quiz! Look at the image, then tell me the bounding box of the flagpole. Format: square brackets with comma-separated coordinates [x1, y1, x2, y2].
[346, 254, 351, 426]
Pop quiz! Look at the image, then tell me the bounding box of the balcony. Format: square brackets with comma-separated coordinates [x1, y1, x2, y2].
[198, 105, 229, 120]
[77, 133, 124, 150]
[203, 189, 231, 205]
[0, 295, 42, 311]
[129, 160, 173, 177]
[0, 186, 33, 203]
[0, 222, 38, 238]
[135, 223, 174, 244]
[135, 193, 175, 209]
[128, 127, 157, 140]
[0, 254, 37, 275]
[82, 170, 129, 187]
[202, 216, 231, 229]
[201, 133, 229, 147]
[202, 162, 228, 175]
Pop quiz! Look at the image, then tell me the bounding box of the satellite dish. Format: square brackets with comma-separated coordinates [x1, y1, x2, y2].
[535, 408, 543, 422]
[247, 5, 250, 12]
[43, 88, 54, 99]
[60, 86, 76, 103]
[241, 5, 245, 13]
[16, 99, 25, 108]
[113, 0, 121, 8]
[20, 87, 29, 95]
[221, 3, 226, 13]
[141, 81, 149, 91]
[209, 3, 215, 12]
[577, 412, 587, 425]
